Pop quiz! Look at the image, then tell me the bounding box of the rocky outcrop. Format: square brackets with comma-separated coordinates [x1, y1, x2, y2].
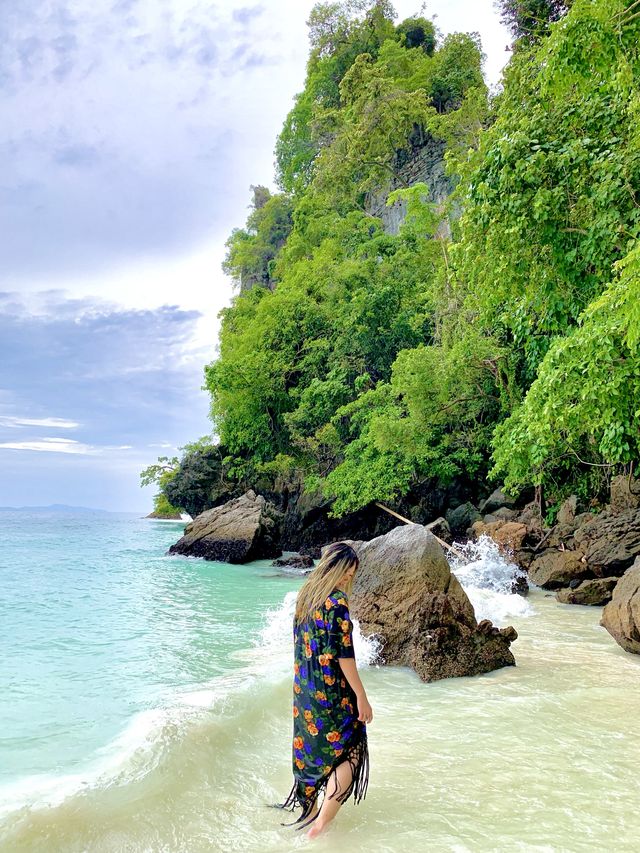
[468, 493, 640, 603]
[364, 135, 454, 235]
[278, 483, 398, 558]
[573, 508, 640, 575]
[146, 510, 183, 520]
[556, 577, 619, 606]
[342, 524, 517, 682]
[601, 558, 640, 654]
[272, 552, 314, 569]
[528, 549, 590, 589]
[168, 490, 282, 563]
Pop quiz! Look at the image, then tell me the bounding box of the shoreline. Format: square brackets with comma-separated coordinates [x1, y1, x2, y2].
[2, 584, 639, 851]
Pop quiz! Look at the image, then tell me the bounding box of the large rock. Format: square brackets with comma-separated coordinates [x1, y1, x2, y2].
[493, 507, 518, 522]
[480, 488, 517, 515]
[446, 502, 482, 536]
[601, 558, 640, 654]
[574, 508, 640, 575]
[342, 524, 517, 682]
[556, 495, 578, 526]
[528, 549, 591, 589]
[471, 519, 528, 553]
[167, 490, 282, 563]
[610, 474, 640, 515]
[272, 552, 314, 569]
[556, 577, 619, 606]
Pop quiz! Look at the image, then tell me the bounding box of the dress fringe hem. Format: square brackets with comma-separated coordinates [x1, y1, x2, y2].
[273, 732, 369, 830]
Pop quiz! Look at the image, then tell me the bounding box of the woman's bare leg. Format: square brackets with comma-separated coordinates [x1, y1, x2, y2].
[307, 761, 353, 839]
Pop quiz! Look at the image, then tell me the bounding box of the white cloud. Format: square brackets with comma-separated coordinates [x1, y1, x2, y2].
[0, 437, 133, 454]
[0, 415, 80, 429]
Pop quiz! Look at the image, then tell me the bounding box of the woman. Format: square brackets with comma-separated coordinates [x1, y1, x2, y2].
[277, 541, 373, 838]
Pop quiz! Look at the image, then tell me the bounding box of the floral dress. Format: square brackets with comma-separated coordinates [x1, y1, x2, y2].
[278, 587, 369, 828]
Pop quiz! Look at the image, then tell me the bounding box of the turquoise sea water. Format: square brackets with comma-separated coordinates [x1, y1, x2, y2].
[0, 512, 303, 797]
[1, 511, 639, 852]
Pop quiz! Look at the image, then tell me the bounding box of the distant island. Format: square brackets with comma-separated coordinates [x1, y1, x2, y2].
[0, 504, 135, 514]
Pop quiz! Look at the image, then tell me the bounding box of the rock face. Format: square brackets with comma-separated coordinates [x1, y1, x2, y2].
[609, 474, 640, 515]
[556, 577, 619, 606]
[168, 490, 282, 563]
[364, 136, 454, 235]
[343, 524, 517, 682]
[574, 508, 640, 575]
[528, 549, 590, 589]
[279, 483, 399, 558]
[600, 558, 640, 654]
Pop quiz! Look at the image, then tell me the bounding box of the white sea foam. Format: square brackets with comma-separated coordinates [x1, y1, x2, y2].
[0, 586, 379, 821]
[255, 587, 382, 667]
[0, 707, 174, 817]
[0, 597, 293, 818]
[449, 535, 533, 624]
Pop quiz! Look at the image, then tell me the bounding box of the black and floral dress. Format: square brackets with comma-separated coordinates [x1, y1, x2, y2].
[278, 587, 369, 828]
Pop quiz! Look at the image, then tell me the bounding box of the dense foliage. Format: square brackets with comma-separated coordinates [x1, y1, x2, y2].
[150, 0, 640, 518]
[496, 0, 571, 44]
[223, 186, 293, 291]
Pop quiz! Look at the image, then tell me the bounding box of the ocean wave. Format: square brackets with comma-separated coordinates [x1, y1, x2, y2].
[0, 585, 380, 846]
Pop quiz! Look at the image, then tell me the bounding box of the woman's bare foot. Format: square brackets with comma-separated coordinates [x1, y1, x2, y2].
[307, 760, 352, 839]
[307, 818, 327, 839]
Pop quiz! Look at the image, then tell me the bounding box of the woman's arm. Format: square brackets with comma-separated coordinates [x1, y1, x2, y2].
[338, 658, 373, 723]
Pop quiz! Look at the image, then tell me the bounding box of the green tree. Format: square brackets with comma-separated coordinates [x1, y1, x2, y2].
[395, 16, 436, 54]
[223, 186, 293, 291]
[140, 456, 182, 515]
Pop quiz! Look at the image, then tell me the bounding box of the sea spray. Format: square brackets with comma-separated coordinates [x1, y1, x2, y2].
[449, 535, 533, 624]
[255, 587, 382, 668]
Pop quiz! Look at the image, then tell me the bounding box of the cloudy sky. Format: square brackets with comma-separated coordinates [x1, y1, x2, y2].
[0, 0, 510, 512]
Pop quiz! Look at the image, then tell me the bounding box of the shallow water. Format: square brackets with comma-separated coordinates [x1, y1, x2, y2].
[1, 518, 639, 852]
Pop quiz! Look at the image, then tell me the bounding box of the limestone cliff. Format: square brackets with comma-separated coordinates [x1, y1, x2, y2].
[364, 133, 455, 235]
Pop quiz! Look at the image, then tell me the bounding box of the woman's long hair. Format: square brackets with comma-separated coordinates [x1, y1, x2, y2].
[294, 541, 359, 622]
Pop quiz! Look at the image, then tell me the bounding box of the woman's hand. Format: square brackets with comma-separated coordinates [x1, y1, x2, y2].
[337, 658, 373, 723]
[357, 692, 373, 724]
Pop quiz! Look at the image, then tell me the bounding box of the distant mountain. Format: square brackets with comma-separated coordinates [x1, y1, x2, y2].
[0, 504, 121, 514]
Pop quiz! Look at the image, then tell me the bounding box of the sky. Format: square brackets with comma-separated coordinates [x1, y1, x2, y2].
[0, 0, 511, 512]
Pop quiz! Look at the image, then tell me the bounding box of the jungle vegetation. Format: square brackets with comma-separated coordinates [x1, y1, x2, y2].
[143, 0, 640, 519]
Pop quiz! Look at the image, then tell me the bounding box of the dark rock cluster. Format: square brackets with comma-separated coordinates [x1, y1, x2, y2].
[461, 477, 640, 657]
